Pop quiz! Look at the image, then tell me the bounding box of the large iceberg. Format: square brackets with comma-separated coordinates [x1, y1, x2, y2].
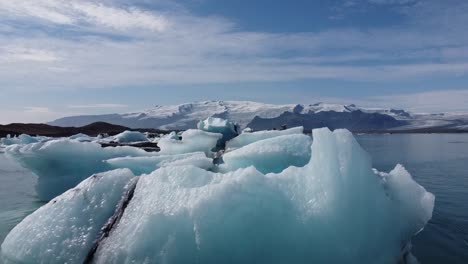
[5, 139, 152, 200]
[1, 127, 434, 264]
[0, 169, 135, 264]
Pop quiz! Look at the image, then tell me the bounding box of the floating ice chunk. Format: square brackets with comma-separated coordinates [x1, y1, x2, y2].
[197, 117, 239, 147]
[90, 128, 434, 264]
[113, 130, 148, 143]
[0, 169, 135, 264]
[226, 126, 304, 151]
[219, 134, 311, 173]
[105, 152, 213, 175]
[69, 133, 93, 142]
[5, 139, 152, 200]
[242, 127, 253, 133]
[0, 134, 39, 146]
[158, 129, 222, 155]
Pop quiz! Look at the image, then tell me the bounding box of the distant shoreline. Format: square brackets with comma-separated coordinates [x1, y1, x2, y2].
[1, 122, 467, 138]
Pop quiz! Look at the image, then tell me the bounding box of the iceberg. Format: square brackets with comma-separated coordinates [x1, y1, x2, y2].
[69, 133, 93, 142]
[112, 130, 148, 143]
[0, 169, 135, 264]
[158, 129, 222, 156]
[225, 126, 304, 151]
[1, 127, 434, 263]
[88, 129, 433, 264]
[0, 134, 40, 146]
[5, 139, 152, 200]
[197, 117, 239, 148]
[105, 152, 213, 175]
[219, 134, 312, 173]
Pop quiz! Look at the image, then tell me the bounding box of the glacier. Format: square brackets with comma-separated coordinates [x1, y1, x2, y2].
[0, 123, 434, 264]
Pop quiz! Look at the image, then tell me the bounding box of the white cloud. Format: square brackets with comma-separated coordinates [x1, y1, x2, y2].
[0, 0, 468, 92]
[0, 0, 168, 32]
[0, 47, 61, 62]
[23, 106, 52, 113]
[68, 103, 128, 108]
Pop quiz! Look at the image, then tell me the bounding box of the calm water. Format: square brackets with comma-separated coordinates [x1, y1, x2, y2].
[0, 134, 467, 263]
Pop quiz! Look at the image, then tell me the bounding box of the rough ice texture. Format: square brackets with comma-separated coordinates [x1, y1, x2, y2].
[225, 126, 304, 151]
[0, 169, 135, 264]
[112, 130, 148, 143]
[105, 152, 213, 175]
[197, 117, 239, 146]
[69, 133, 93, 142]
[1, 128, 434, 263]
[0, 134, 40, 146]
[90, 128, 434, 264]
[158, 129, 222, 156]
[219, 134, 312, 174]
[5, 139, 152, 200]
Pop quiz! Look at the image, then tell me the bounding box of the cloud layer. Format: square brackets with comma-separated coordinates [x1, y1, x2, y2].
[1, 0, 468, 91]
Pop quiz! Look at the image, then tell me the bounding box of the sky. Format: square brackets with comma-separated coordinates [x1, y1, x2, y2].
[1, 0, 468, 123]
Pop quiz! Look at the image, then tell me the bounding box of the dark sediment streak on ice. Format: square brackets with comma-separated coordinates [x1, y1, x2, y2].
[83, 177, 139, 264]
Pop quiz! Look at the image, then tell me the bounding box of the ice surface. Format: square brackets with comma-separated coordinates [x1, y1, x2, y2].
[0, 169, 135, 264]
[197, 117, 239, 147]
[69, 133, 93, 142]
[112, 130, 148, 143]
[1, 127, 435, 263]
[158, 129, 222, 155]
[89, 128, 434, 264]
[219, 134, 311, 173]
[105, 152, 213, 175]
[5, 139, 152, 200]
[225, 126, 304, 150]
[0, 134, 40, 146]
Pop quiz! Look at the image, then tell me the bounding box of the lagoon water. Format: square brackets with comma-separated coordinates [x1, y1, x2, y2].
[0, 133, 467, 263]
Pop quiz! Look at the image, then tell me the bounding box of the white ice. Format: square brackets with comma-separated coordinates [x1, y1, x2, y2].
[158, 129, 222, 156]
[197, 117, 239, 146]
[219, 134, 312, 173]
[5, 139, 152, 200]
[0, 169, 135, 264]
[225, 126, 304, 151]
[0, 134, 40, 146]
[105, 152, 213, 175]
[1, 128, 435, 264]
[112, 130, 148, 143]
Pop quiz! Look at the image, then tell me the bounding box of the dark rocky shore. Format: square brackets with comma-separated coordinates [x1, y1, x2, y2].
[0, 122, 169, 138]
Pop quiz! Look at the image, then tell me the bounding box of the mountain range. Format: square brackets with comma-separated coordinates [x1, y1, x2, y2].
[49, 101, 468, 133]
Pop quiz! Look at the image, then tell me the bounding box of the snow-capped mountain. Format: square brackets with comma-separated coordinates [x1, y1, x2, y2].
[48, 100, 468, 132]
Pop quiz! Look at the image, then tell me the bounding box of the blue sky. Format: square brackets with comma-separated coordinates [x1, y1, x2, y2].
[1, 0, 468, 123]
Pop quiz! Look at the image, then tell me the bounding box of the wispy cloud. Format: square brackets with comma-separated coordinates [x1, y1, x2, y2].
[23, 106, 52, 113]
[0, 0, 168, 31]
[0, 0, 468, 93]
[68, 103, 128, 109]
